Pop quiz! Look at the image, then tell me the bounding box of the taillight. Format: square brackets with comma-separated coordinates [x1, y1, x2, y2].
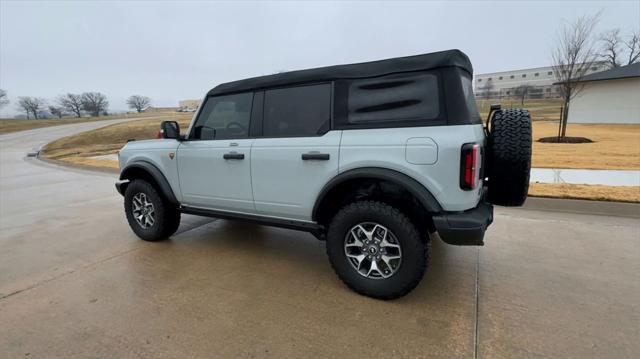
[460, 143, 480, 190]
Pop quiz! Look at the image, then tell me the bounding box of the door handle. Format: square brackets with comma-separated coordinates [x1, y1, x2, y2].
[223, 152, 245, 160]
[301, 153, 330, 161]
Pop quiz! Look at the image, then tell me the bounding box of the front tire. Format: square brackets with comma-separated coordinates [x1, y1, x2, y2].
[326, 201, 429, 300]
[124, 179, 181, 241]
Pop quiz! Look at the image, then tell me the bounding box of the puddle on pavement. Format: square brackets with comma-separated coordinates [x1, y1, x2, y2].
[530, 168, 640, 186]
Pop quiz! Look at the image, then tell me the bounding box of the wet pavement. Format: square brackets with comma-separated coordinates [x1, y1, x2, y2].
[1, 122, 639, 358]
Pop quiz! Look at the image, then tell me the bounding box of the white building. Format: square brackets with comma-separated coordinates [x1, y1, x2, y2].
[567, 63, 640, 124]
[474, 64, 606, 99]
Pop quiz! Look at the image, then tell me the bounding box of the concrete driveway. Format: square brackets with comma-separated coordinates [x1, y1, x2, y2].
[0, 122, 638, 358]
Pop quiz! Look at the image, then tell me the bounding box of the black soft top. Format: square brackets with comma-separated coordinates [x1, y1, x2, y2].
[208, 49, 472, 96]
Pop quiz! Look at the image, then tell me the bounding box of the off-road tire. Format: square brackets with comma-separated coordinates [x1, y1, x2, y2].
[124, 179, 181, 241]
[486, 109, 532, 206]
[326, 201, 429, 300]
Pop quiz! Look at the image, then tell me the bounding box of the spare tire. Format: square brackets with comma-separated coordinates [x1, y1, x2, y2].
[485, 109, 532, 206]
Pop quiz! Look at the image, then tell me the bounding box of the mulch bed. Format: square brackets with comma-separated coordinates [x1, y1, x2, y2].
[538, 136, 593, 143]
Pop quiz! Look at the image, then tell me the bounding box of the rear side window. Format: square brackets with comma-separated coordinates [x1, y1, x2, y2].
[263, 83, 331, 137]
[348, 72, 439, 124]
[461, 74, 481, 123]
[190, 93, 253, 140]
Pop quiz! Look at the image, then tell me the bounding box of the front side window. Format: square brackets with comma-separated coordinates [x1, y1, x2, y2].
[190, 93, 253, 140]
[263, 83, 331, 137]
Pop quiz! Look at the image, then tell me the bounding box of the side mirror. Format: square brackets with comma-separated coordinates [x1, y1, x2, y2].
[160, 121, 181, 140]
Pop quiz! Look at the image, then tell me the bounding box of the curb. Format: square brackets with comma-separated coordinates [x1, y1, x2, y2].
[36, 156, 119, 175]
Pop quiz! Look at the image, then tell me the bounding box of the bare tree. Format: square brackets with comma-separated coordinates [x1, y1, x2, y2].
[514, 84, 532, 105]
[58, 93, 84, 118]
[599, 29, 640, 68]
[624, 31, 640, 65]
[17, 97, 46, 119]
[49, 106, 64, 119]
[81, 92, 109, 117]
[552, 13, 600, 138]
[0, 89, 8, 109]
[126, 95, 151, 113]
[480, 79, 494, 99]
[599, 29, 622, 68]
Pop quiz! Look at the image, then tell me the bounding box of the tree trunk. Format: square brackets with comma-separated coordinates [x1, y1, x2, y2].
[561, 102, 570, 138]
[557, 106, 563, 141]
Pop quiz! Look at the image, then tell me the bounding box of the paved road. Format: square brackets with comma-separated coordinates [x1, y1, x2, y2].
[1, 122, 638, 358]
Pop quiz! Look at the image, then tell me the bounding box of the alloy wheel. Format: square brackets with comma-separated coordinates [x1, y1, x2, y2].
[344, 222, 402, 279]
[132, 192, 156, 229]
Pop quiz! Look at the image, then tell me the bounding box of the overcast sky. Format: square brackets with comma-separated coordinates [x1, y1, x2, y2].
[1, 0, 638, 116]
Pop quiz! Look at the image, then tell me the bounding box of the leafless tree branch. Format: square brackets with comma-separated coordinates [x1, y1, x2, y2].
[0, 89, 9, 109]
[17, 97, 46, 119]
[81, 92, 109, 117]
[551, 12, 601, 138]
[126, 95, 151, 113]
[624, 31, 640, 65]
[57, 93, 84, 118]
[599, 29, 622, 68]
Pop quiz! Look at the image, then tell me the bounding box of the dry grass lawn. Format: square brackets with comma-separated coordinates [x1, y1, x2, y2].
[532, 122, 640, 170]
[0, 111, 181, 135]
[43, 114, 192, 158]
[528, 183, 640, 203]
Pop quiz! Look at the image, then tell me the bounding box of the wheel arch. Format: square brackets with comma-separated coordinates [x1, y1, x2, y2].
[312, 167, 442, 230]
[119, 161, 178, 205]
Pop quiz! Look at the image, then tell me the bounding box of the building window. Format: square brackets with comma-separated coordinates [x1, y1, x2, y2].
[499, 76, 503, 80]
[522, 74, 527, 78]
[591, 67, 598, 71]
[534, 73, 539, 77]
[506, 91, 510, 95]
[547, 71, 553, 75]
[477, 78, 482, 82]
[546, 88, 551, 92]
[510, 75, 514, 79]
[488, 77, 492, 81]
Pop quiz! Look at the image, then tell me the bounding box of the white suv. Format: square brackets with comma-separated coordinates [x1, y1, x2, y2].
[116, 50, 531, 299]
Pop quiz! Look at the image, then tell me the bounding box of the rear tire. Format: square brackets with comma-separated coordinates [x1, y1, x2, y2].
[124, 179, 181, 241]
[486, 108, 532, 206]
[326, 201, 429, 300]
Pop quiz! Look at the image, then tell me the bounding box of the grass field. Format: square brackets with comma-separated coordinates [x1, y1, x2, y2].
[0, 111, 181, 135]
[532, 122, 640, 170]
[528, 183, 640, 203]
[42, 114, 193, 162]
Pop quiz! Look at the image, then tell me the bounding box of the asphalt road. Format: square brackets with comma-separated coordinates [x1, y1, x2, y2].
[1, 121, 638, 358]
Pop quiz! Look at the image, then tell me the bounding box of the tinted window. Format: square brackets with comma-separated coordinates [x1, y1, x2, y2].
[190, 93, 253, 140]
[461, 74, 481, 123]
[263, 84, 331, 137]
[348, 72, 439, 123]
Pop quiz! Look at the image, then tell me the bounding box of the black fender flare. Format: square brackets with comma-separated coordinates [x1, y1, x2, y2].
[118, 161, 178, 204]
[312, 167, 443, 222]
